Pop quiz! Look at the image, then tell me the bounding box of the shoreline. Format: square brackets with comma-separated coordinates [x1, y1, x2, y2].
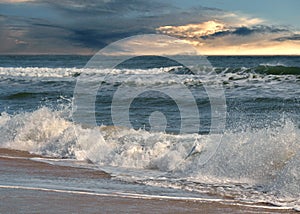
[2, 186, 295, 214]
[0, 148, 296, 213]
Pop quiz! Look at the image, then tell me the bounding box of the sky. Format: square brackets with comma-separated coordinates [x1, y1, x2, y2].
[0, 0, 299, 55]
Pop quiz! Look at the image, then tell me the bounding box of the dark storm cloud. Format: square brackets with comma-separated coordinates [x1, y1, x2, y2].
[0, 0, 173, 53]
[201, 25, 289, 39]
[273, 34, 300, 42]
[2, 0, 298, 54]
[0, 0, 230, 53]
[46, 0, 171, 15]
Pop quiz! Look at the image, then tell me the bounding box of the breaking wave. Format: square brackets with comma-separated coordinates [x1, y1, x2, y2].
[0, 107, 300, 209]
[1, 65, 300, 78]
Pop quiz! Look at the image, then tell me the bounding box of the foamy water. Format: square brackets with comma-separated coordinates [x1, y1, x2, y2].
[0, 55, 300, 211]
[0, 107, 300, 210]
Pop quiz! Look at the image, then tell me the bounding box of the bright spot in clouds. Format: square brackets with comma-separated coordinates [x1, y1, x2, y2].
[0, 0, 299, 55]
[156, 15, 300, 55]
[157, 21, 226, 38]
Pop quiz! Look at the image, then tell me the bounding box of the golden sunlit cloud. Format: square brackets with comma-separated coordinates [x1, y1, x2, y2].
[156, 17, 300, 55]
[157, 21, 226, 38]
[0, 0, 298, 55]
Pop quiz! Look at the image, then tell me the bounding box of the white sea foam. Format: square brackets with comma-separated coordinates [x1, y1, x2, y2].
[0, 107, 300, 209]
[0, 66, 298, 86]
[0, 67, 173, 79]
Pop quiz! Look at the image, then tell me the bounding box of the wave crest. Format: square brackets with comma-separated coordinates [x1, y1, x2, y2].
[0, 107, 300, 207]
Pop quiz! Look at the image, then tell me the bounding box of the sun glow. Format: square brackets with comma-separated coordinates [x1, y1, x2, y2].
[157, 21, 227, 38]
[157, 20, 300, 55]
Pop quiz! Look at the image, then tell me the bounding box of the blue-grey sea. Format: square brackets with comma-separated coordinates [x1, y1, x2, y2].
[1, 55, 300, 211]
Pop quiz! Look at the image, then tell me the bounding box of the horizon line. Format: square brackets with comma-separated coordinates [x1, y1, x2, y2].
[0, 53, 300, 57]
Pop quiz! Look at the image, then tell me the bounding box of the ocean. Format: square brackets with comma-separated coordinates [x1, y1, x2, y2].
[1, 55, 300, 212]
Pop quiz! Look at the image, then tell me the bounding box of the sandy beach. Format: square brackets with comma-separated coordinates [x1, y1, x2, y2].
[0, 148, 296, 213]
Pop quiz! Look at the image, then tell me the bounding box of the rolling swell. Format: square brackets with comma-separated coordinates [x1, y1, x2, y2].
[215, 65, 300, 75]
[255, 65, 300, 75]
[4, 92, 48, 100]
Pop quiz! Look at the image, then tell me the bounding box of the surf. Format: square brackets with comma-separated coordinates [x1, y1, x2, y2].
[0, 107, 300, 207]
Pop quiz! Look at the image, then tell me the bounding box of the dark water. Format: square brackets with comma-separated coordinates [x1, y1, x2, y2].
[0, 55, 299, 131]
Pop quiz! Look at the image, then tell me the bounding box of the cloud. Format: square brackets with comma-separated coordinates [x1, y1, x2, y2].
[273, 34, 300, 42]
[155, 13, 300, 55]
[0, 0, 299, 55]
[157, 21, 227, 38]
[97, 34, 198, 56]
[0, 0, 232, 54]
[0, 14, 92, 54]
[1, 0, 34, 2]
[41, 0, 173, 17]
[0, 0, 184, 54]
[156, 18, 289, 39]
[222, 13, 264, 26]
[157, 22, 287, 41]
[200, 25, 289, 39]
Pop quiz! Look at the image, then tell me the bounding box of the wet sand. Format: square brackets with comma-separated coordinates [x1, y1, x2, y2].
[0, 148, 110, 179]
[0, 148, 296, 213]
